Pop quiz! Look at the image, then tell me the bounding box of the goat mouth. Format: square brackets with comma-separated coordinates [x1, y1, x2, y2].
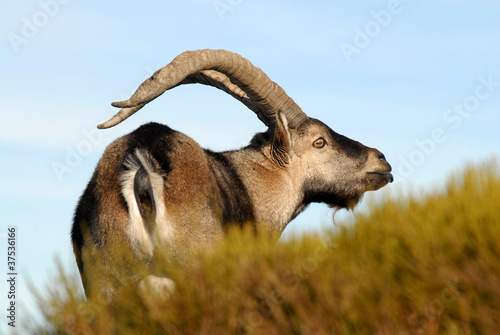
[366, 171, 394, 190]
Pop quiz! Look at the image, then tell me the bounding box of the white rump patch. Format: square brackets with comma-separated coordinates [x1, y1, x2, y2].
[120, 149, 173, 260]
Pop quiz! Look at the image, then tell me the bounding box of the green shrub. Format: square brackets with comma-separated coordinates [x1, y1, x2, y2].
[32, 161, 500, 334]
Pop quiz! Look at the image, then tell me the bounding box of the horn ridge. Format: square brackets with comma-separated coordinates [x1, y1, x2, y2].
[99, 49, 308, 129]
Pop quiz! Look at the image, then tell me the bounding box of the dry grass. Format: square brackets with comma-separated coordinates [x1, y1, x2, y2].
[31, 160, 500, 334]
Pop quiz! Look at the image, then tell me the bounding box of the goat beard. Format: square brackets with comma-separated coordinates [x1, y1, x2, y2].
[327, 193, 363, 210]
[328, 193, 364, 224]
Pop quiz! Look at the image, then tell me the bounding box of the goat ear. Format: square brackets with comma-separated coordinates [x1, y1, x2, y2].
[270, 112, 291, 167]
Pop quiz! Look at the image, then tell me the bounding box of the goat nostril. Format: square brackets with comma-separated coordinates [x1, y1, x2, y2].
[377, 152, 386, 162]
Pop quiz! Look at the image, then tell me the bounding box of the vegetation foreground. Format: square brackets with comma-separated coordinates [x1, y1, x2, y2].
[32, 162, 499, 334]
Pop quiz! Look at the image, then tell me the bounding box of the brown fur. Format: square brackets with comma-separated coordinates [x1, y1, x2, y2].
[72, 113, 392, 301]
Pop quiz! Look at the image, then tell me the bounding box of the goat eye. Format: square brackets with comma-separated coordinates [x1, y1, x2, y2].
[313, 138, 326, 149]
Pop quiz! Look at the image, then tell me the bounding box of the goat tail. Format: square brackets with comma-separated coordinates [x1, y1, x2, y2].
[120, 149, 167, 259]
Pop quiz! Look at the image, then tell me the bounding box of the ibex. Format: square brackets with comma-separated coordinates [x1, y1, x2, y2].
[72, 49, 393, 301]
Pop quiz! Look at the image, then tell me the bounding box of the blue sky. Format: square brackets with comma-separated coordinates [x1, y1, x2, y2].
[1, 0, 499, 330]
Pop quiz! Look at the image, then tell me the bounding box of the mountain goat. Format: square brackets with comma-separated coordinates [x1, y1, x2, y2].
[72, 49, 393, 301]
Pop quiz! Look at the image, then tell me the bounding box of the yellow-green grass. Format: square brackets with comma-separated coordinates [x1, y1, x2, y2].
[32, 161, 500, 334]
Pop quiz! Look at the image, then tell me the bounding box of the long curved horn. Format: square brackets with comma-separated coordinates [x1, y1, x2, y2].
[98, 49, 308, 129]
[97, 70, 264, 129]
